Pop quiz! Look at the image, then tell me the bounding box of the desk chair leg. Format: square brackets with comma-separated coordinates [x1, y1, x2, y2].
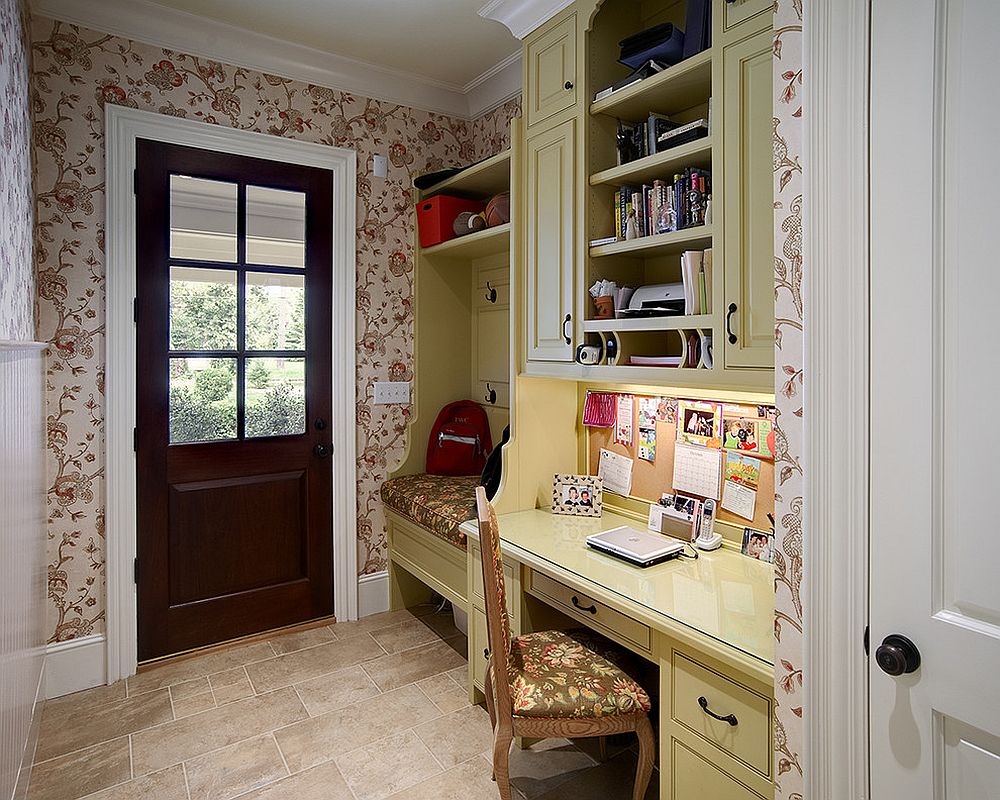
[633, 715, 655, 800]
[484, 662, 497, 731]
[492, 727, 514, 800]
[598, 736, 608, 762]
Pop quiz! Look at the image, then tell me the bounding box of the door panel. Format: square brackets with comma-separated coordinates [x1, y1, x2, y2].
[525, 118, 576, 362]
[525, 13, 577, 128]
[136, 140, 334, 660]
[721, 0, 772, 37]
[870, 0, 1000, 794]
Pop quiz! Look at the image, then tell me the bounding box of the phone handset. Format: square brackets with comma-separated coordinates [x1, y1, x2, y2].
[695, 498, 723, 551]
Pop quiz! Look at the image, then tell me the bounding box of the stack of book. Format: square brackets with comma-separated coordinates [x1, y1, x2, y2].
[613, 167, 711, 240]
[680, 249, 713, 315]
[616, 114, 679, 164]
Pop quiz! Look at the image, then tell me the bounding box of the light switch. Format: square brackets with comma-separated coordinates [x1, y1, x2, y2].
[373, 381, 410, 404]
[373, 155, 388, 178]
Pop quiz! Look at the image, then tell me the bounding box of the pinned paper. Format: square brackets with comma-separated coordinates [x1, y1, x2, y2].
[722, 404, 774, 459]
[615, 394, 634, 446]
[671, 443, 722, 500]
[637, 397, 658, 462]
[598, 448, 633, 496]
[656, 397, 678, 423]
[720, 452, 761, 520]
[638, 397, 659, 429]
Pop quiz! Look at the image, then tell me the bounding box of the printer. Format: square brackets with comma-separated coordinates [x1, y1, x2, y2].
[618, 282, 685, 317]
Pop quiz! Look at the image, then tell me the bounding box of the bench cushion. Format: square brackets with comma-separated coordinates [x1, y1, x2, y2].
[380, 474, 481, 550]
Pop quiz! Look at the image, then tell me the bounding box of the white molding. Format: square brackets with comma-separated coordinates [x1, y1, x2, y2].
[32, 0, 523, 119]
[104, 105, 358, 683]
[358, 571, 390, 619]
[44, 634, 106, 699]
[802, 1, 871, 798]
[479, 0, 575, 39]
[465, 51, 523, 119]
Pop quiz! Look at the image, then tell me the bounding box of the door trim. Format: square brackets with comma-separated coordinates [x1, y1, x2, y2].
[801, 1, 871, 797]
[105, 105, 358, 683]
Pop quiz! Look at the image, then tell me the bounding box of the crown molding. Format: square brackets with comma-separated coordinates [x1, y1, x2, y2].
[478, 0, 575, 39]
[31, 0, 522, 119]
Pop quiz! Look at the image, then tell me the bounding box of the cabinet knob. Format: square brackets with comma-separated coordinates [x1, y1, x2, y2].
[564, 80, 574, 90]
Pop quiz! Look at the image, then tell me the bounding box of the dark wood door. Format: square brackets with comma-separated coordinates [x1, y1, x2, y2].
[135, 140, 334, 661]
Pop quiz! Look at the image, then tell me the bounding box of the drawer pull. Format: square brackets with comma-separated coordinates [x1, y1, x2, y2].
[698, 695, 738, 727]
[571, 595, 598, 614]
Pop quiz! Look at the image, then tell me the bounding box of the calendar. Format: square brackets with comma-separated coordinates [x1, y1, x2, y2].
[671, 443, 722, 500]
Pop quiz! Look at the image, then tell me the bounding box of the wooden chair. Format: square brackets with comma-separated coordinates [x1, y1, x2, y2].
[475, 487, 656, 800]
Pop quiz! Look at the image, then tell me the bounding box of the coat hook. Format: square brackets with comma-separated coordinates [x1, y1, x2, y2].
[485, 282, 497, 303]
[485, 383, 497, 404]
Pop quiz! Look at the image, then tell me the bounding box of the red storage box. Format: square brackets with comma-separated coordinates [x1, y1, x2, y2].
[416, 195, 485, 248]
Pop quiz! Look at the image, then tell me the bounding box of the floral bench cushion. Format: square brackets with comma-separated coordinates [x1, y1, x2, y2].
[380, 473, 481, 550]
[508, 629, 652, 719]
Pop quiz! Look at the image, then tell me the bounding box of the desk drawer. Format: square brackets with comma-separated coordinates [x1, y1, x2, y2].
[527, 570, 651, 654]
[670, 737, 767, 800]
[670, 651, 772, 778]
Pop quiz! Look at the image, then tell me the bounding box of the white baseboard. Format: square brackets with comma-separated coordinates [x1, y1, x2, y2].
[45, 634, 106, 699]
[357, 571, 389, 618]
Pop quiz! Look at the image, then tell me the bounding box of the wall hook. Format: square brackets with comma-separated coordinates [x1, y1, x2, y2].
[485, 282, 497, 303]
[485, 383, 497, 404]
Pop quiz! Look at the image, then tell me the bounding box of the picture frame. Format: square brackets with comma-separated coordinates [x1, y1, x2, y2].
[677, 399, 722, 448]
[741, 527, 775, 563]
[551, 474, 603, 517]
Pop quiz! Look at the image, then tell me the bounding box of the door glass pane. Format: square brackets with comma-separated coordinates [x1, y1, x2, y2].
[170, 175, 238, 262]
[169, 357, 237, 443]
[169, 266, 237, 350]
[245, 357, 305, 438]
[246, 186, 306, 268]
[246, 272, 305, 351]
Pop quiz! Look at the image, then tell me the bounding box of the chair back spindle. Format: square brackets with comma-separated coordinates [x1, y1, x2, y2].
[475, 486, 513, 717]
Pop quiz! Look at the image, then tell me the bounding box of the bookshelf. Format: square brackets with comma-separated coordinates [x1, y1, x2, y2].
[589, 225, 713, 258]
[420, 223, 511, 260]
[590, 138, 713, 187]
[589, 48, 714, 119]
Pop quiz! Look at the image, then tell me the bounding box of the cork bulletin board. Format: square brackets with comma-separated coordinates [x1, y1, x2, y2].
[586, 394, 776, 533]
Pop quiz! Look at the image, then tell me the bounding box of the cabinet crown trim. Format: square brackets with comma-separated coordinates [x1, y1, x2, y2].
[479, 0, 575, 39]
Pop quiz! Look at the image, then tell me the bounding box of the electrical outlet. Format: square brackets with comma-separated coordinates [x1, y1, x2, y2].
[373, 381, 410, 405]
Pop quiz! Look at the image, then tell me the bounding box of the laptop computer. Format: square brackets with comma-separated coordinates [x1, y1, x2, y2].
[586, 526, 685, 567]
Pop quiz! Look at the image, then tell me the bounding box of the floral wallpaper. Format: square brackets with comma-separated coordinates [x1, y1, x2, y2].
[30, 15, 520, 642]
[0, 0, 33, 342]
[772, 0, 805, 797]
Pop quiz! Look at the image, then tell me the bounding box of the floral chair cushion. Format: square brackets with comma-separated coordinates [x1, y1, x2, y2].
[508, 629, 652, 719]
[380, 474, 481, 550]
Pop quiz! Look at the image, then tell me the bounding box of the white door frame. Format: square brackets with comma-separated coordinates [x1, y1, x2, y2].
[104, 105, 358, 683]
[801, 0, 871, 797]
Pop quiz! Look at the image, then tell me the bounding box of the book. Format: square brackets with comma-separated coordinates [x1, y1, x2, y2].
[594, 59, 667, 101]
[590, 235, 618, 247]
[681, 250, 705, 314]
[703, 249, 713, 313]
[656, 119, 710, 152]
[647, 113, 677, 156]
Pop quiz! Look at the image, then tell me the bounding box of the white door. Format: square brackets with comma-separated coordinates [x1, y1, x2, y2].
[870, 0, 1000, 797]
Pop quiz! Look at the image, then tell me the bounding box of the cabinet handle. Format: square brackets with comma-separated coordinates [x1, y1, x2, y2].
[562, 314, 572, 345]
[571, 595, 598, 614]
[698, 695, 739, 726]
[485, 383, 497, 404]
[485, 281, 497, 303]
[564, 80, 574, 90]
[725, 303, 738, 344]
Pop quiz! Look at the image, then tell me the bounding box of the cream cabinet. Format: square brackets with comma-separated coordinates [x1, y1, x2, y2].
[525, 118, 577, 363]
[721, 0, 773, 36]
[474, 264, 511, 418]
[525, 12, 578, 129]
[720, 26, 775, 371]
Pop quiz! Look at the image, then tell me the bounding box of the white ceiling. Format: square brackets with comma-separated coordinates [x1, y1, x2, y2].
[142, 0, 518, 89]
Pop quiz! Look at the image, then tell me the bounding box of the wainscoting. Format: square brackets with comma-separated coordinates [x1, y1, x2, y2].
[0, 342, 47, 800]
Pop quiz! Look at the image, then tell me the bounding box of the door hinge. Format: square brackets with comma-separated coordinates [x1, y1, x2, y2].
[863, 624, 870, 656]
[133, 298, 137, 323]
[133, 557, 139, 585]
[133, 427, 138, 452]
[133, 169, 138, 195]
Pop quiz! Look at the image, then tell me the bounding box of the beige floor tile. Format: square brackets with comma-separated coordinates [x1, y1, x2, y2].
[267, 626, 337, 656]
[413, 704, 495, 769]
[361, 639, 467, 692]
[81, 766, 188, 800]
[185, 734, 288, 800]
[506, 739, 598, 799]
[209, 668, 254, 705]
[35, 689, 173, 762]
[293, 664, 380, 717]
[416, 674, 471, 715]
[27, 737, 130, 800]
[169, 676, 211, 701]
[532, 749, 658, 800]
[416, 611, 463, 641]
[44, 682, 126, 716]
[234, 760, 354, 800]
[386, 755, 502, 800]
[131, 687, 306, 776]
[369, 621, 443, 655]
[335, 731, 442, 800]
[274, 684, 440, 774]
[328, 607, 433, 639]
[445, 665, 468, 686]
[127, 641, 276, 695]
[246, 635, 386, 694]
[172, 691, 217, 719]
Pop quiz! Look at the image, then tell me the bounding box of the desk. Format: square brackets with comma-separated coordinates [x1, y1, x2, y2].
[460, 509, 775, 800]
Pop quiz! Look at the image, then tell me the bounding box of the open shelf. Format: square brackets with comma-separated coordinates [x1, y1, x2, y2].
[420, 223, 510, 260]
[591, 139, 713, 187]
[582, 314, 717, 333]
[590, 49, 713, 120]
[420, 149, 512, 199]
[589, 225, 713, 258]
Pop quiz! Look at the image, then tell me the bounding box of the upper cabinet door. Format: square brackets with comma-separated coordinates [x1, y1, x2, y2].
[525, 13, 578, 129]
[721, 26, 775, 371]
[525, 118, 576, 363]
[720, 0, 773, 36]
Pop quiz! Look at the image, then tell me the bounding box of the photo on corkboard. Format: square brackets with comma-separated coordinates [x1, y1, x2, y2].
[677, 400, 722, 448]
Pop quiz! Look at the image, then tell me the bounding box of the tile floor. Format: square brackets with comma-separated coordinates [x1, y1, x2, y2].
[28, 606, 657, 800]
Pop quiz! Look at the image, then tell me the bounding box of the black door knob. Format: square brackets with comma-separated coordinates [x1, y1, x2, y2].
[875, 634, 920, 676]
[564, 80, 574, 90]
[314, 443, 331, 458]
